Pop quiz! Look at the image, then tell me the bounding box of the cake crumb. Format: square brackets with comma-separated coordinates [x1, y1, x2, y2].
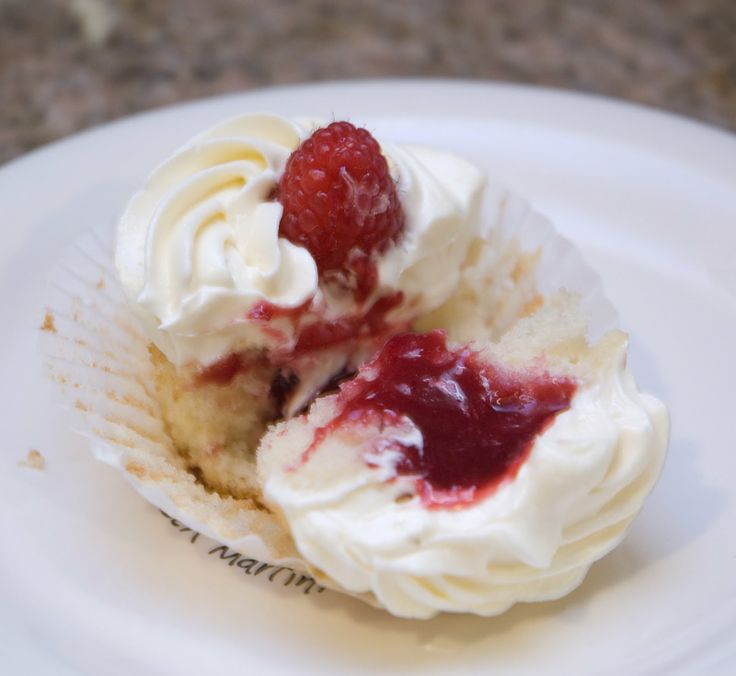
[522, 295, 544, 317]
[126, 461, 145, 478]
[41, 311, 57, 334]
[19, 449, 45, 470]
[96, 277, 106, 290]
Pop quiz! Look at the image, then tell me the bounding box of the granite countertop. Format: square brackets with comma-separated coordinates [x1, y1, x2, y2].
[1, 0, 734, 165]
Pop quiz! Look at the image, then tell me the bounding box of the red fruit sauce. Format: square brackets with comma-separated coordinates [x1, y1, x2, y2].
[195, 353, 247, 386]
[248, 292, 405, 357]
[295, 293, 404, 355]
[196, 293, 405, 393]
[306, 331, 577, 509]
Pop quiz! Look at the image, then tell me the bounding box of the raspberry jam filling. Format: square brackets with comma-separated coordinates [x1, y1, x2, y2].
[196, 292, 406, 392]
[306, 331, 577, 509]
[195, 353, 249, 386]
[249, 292, 405, 357]
[196, 292, 407, 414]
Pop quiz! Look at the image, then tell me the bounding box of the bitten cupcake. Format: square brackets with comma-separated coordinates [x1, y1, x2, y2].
[46, 112, 668, 618]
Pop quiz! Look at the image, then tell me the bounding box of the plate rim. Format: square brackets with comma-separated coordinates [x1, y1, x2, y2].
[2, 78, 736, 179]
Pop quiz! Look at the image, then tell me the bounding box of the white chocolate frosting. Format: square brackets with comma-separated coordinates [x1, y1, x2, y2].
[115, 114, 486, 369]
[258, 332, 668, 619]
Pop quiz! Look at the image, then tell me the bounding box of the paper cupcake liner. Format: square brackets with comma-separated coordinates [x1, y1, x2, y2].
[42, 225, 306, 569]
[415, 186, 617, 345]
[41, 187, 618, 592]
[497, 189, 617, 338]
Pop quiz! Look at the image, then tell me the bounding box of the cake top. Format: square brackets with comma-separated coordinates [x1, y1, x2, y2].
[115, 113, 486, 371]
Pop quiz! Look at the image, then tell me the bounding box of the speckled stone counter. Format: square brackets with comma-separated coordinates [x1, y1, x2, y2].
[1, 0, 734, 165]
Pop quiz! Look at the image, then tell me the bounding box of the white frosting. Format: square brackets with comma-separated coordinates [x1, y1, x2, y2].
[259, 335, 668, 619]
[115, 114, 485, 368]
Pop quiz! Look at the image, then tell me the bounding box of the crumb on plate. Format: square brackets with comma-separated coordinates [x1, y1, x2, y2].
[41, 311, 57, 334]
[19, 449, 45, 470]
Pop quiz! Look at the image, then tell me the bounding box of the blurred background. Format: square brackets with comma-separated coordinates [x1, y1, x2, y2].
[1, 0, 734, 165]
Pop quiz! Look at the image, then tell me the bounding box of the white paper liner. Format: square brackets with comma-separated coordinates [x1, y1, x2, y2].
[41, 187, 618, 601]
[42, 225, 305, 569]
[497, 190, 617, 338]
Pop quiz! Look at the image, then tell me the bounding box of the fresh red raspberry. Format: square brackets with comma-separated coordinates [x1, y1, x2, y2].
[277, 121, 405, 278]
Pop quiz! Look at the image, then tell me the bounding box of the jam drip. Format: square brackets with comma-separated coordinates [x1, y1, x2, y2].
[196, 293, 406, 419]
[248, 291, 405, 359]
[196, 353, 248, 386]
[310, 331, 577, 509]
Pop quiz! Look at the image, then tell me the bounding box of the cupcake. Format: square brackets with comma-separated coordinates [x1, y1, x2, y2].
[46, 112, 668, 618]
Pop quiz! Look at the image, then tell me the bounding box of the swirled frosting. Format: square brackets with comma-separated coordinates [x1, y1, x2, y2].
[115, 114, 486, 369]
[258, 328, 668, 619]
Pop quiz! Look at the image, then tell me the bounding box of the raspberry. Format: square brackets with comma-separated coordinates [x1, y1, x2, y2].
[277, 121, 405, 278]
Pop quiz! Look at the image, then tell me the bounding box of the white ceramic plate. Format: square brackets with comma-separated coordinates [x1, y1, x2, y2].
[1, 80, 734, 675]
